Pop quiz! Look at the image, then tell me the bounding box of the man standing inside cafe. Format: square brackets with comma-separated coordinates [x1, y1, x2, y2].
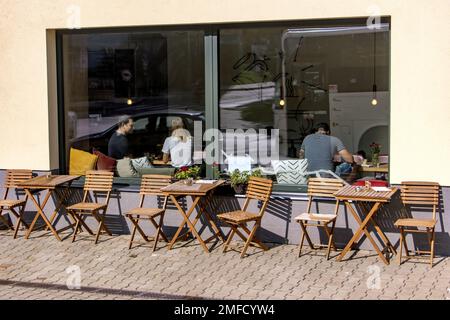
[298, 122, 353, 172]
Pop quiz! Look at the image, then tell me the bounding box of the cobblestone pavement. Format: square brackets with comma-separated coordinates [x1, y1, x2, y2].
[0, 231, 449, 300]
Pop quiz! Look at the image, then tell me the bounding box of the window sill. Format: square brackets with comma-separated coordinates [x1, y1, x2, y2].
[70, 177, 309, 197]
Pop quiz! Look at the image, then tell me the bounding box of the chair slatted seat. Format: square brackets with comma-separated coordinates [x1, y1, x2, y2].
[125, 175, 172, 251]
[0, 170, 33, 238]
[294, 177, 345, 260]
[67, 170, 114, 244]
[394, 181, 440, 267]
[217, 176, 273, 258]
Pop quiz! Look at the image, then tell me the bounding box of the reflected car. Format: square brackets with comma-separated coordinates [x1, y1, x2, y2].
[69, 110, 205, 158]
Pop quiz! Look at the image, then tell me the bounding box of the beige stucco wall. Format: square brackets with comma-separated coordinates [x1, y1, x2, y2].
[0, 0, 449, 184]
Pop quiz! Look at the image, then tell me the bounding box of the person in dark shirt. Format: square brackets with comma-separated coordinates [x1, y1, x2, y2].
[108, 116, 134, 159]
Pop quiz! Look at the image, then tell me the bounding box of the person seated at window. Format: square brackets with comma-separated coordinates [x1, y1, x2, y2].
[298, 122, 353, 172]
[161, 118, 193, 168]
[108, 116, 134, 159]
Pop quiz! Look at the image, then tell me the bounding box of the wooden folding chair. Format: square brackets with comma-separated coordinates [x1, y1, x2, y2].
[66, 170, 114, 244]
[217, 176, 273, 258]
[125, 174, 172, 251]
[294, 178, 345, 260]
[394, 181, 440, 267]
[0, 170, 33, 238]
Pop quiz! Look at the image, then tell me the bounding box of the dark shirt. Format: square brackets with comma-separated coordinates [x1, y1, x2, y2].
[108, 132, 129, 159]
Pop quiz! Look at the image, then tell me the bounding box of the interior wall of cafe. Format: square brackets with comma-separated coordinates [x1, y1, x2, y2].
[0, 0, 449, 185]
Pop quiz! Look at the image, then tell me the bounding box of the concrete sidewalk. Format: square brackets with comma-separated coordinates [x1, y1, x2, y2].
[0, 231, 449, 300]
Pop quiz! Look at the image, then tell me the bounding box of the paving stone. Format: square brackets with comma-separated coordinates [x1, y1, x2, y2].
[0, 234, 449, 300]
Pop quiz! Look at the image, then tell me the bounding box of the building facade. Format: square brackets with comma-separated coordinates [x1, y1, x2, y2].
[1, 0, 449, 253]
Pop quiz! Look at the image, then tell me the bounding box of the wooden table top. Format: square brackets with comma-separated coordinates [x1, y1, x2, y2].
[360, 164, 389, 173]
[161, 180, 225, 196]
[152, 160, 171, 166]
[334, 185, 398, 202]
[18, 175, 81, 189]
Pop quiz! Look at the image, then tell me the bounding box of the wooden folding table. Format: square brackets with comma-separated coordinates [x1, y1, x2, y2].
[334, 185, 398, 265]
[161, 180, 225, 253]
[18, 175, 80, 241]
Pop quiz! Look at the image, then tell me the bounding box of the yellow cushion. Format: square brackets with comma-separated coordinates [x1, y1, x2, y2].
[69, 148, 98, 175]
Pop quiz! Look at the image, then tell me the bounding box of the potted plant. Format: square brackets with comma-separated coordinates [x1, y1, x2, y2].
[230, 169, 263, 194]
[369, 142, 381, 167]
[174, 166, 201, 185]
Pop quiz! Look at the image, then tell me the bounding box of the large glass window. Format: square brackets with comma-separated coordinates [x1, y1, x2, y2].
[58, 19, 390, 189]
[218, 22, 390, 188]
[60, 29, 205, 172]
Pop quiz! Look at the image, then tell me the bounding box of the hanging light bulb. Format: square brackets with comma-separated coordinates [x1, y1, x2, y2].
[371, 31, 378, 107]
[279, 99, 285, 107]
[371, 84, 378, 106]
[127, 98, 133, 105]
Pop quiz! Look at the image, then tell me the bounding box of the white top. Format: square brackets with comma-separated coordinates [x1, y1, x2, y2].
[162, 136, 193, 168]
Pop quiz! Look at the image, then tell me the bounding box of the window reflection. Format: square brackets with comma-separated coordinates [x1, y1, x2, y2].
[62, 30, 205, 174]
[219, 23, 390, 185]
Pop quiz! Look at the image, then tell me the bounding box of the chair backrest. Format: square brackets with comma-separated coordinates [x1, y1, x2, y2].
[306, 178, 345, 214]
[139, 174, 172, 196]
[83, 170, 113, 192]
[400, 181, 440, 220]
[271, 159, 309, 185]
[3, 169, 33, 199]
[246, 176, 273, 202]
[243, 176, 273, 217]
[307, 177, 345, 198]
[82, 170, 114, 204]
[4, 169, 33, 188]
[138, 174, 172, 209]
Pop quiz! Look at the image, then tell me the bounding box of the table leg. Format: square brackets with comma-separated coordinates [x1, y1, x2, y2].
[337, 201, 389, 265]
[168, 195, 200, 246]
[47, 185, 77, 232]
[24, 189, 62, 241]
[341, 202, 382, 255]
[194, 193, 225, 243]
[361, 202, 397, 256]
[168, 195, 209, 253]
[25, 189, 52, 237]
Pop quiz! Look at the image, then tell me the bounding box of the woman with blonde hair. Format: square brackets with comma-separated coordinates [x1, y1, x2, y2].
[161, 118, 193, 167]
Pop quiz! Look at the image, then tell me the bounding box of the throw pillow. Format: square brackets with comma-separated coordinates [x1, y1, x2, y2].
[69, 148, 98, 176]
[271, 159, 309, 185]
[93, 149, 117, 172]
[116, 158, 139, 178]
[131, 156, 154, 171]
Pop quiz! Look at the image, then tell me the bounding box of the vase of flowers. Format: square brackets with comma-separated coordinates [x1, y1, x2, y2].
[369, 142, 381, 167]
[174, 166, 201, 183]
[229, 169, 263, 194]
